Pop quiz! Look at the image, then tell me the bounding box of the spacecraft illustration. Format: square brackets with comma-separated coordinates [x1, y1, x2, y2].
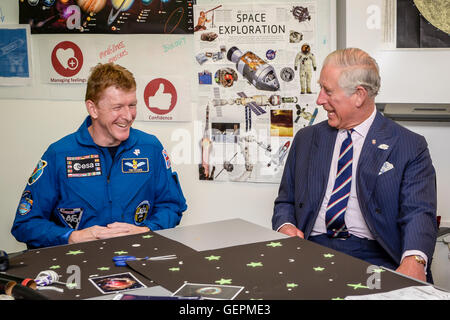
[199, 103, 215, 180]
[215, 134, 272, 181]
[294, 104, 318, 126]
[227, 46, 280, 91]
[291, 6, 311, 23]
[0, 39, 25, 58]
[267, 140, 290, 168]
[211, 88, 297, 117]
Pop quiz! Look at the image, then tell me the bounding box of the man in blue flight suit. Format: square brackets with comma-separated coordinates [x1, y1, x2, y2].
[12, 63, 187, 248]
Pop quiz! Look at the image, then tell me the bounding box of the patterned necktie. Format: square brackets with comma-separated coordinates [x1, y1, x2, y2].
[325, 130, 353, 238]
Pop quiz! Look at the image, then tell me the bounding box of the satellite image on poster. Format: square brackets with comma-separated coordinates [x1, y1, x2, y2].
[19, 0, 194, 34]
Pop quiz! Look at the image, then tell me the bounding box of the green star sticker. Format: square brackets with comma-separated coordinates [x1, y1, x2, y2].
[266, 242, 282, 247]
[246, 262, 263, 268]
[323, 253, 334, 258]
[66, 283, 78, 289]
[49, 265, 61, 269]
[169, 267, 180, 272]
[142, 235, 153, 239]
[205, 255, 221, 261]
[347, 283, 369, 290]
[372, 268, 385, 273]
[313, 266, 325, 271]
[66, 250, 84, 255]
[215, 278, 232, 285]
[286, 283, 298, 288]
[97, 267, 110, 271]
[114, 251, 128, 255]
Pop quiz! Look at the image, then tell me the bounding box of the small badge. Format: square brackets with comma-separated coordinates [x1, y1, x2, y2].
[66, 154, 101, 178]
[134, 200, 150, 225]
[122, 158, 149, 173]
[133, 149, 141, 156]
[28, 159, 47, 185]
[378, 144, 389, 150]
[58, 208, 83, 229]
[18, 191, 33, 215]
[162, 149, 171, 169]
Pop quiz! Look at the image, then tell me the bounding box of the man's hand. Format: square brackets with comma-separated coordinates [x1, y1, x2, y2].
[103, 222, 150, 238]
[68, 225, 109, 244]
[279, 224, 304, 239]
[396, 256, 427, 282]
[68, 223, 150, 244]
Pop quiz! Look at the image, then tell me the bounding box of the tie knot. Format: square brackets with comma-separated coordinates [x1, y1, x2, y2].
[347, 129, 354, 138]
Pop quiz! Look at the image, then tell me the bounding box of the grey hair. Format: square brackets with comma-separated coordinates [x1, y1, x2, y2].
[324, 48, 381, 98]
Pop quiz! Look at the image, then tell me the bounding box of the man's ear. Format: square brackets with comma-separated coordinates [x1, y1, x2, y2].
[354, 85, 368, 108]
[85, 100, 98, 119]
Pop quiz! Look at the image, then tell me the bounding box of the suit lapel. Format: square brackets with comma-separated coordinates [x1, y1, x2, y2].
[308, 124, 337, 208]
[357, 112, 398, 201]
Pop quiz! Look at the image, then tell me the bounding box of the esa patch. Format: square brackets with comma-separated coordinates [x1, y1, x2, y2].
[18, 191, 33, 215]
[122, 158, 149, 173]
[58, 208, 83, 229]
[28, 159, 47, 185]
[162, 149, 171, 169]
[134, 200, 150, 225]
[66, 154, 101, 178]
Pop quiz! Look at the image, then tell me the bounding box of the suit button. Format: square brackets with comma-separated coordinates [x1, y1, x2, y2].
[375, 208, 381, 214]
[298, 203, 303, 208]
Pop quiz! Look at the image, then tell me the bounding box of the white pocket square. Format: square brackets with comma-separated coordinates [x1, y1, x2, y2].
[378, 161, 394, 175]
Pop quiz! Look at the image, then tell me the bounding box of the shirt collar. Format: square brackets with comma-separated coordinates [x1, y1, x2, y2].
[75, 116, 137, 150]
[339, 106, 377, 138]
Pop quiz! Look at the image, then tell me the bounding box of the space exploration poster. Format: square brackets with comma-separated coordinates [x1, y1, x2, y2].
[194, 2, 324, 183]
[19, 0, 194, 34]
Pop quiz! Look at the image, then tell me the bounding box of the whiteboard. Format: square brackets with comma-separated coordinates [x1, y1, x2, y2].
[344, 0, 450, 104]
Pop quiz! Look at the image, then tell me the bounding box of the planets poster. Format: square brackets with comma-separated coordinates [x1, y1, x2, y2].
[19, 0, 194, 34]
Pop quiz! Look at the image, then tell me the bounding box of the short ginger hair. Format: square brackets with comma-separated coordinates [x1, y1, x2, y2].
[85, 63, 136, 103]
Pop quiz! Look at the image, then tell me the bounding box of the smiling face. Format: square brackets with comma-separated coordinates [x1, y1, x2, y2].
[316, 64, 361, 130]
[86, 86, 137, 147]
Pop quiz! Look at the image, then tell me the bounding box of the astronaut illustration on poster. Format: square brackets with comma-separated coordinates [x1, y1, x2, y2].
[194, 2, 325, 183]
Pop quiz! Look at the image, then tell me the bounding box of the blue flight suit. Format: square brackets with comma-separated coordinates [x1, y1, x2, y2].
[12, 116, 187, 248]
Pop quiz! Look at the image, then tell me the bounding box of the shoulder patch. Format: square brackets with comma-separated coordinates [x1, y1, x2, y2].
[18, 191, 33, 215]
[28, 160, 47, 185]
[162, 149, 171, 169]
